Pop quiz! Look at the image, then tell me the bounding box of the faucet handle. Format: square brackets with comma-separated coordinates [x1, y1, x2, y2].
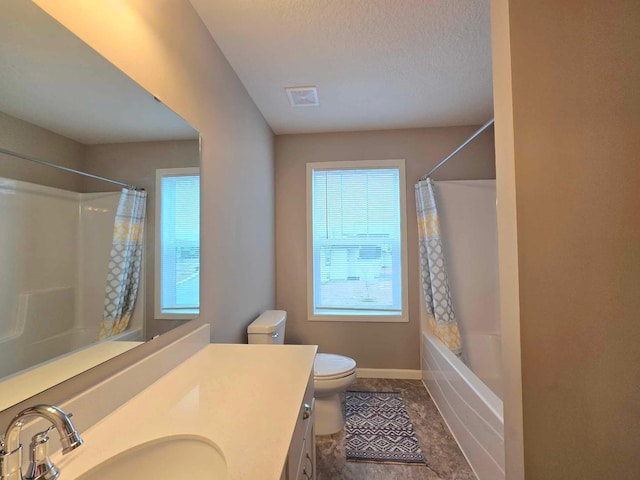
[25, 428, 59, 480]
[1, 404, 83, 480]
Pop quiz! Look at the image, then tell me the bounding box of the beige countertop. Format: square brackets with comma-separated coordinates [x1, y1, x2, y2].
[55, 343, 317, 479]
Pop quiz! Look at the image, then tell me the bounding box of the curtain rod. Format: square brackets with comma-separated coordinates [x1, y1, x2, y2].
[420, 118, 495, 181]
[0, 146, 143, 190]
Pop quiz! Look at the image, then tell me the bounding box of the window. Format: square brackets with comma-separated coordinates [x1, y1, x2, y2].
[307, 160, 408, 322]
[155, 168, 200, 319]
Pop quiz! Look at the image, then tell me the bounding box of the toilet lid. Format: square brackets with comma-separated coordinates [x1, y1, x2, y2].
[314, 353, 356, 380]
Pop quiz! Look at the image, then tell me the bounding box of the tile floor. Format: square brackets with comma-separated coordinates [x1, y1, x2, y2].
[315, 378, 476, 480]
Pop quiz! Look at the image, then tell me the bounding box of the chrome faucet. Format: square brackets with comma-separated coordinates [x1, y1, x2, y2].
[0, 405, 83, 480]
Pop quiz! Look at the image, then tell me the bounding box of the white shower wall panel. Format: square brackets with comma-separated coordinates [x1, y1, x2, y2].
[0, 179, 78, 339]
[78, 193, 118, 330]
[0, 179, 79, 376]
[434, 180, 501, 391]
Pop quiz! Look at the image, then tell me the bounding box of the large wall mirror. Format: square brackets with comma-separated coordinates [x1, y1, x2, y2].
[0, 0, 200, 412]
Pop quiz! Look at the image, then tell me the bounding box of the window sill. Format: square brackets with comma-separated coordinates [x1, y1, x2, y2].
[155, 310, 199, 321]
[308, 313, 408, 323]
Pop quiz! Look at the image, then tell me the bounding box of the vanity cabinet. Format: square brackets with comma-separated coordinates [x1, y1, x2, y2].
[282, 371, 316, 480]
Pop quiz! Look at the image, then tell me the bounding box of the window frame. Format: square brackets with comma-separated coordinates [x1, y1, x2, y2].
[154, 167, 200, 320]
[306, 159, 409, 323]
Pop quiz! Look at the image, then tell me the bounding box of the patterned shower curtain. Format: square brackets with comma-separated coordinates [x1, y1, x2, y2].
[415, 179, 462, 356]
[97, 188, 147, 341]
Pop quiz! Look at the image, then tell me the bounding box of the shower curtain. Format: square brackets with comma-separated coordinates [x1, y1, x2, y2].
[415, 179, 462, 356]
[97, 188, 147, 340]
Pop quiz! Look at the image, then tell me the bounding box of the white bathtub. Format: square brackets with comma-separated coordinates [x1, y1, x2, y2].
[422, 331, 504, 479]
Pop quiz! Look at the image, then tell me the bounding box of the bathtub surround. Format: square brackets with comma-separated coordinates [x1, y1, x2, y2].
[276, 126, 495, 370]
[0, 179, 143, 381]
[433, 180, 500, 394]
[415, 178, 462, 355]
[419, 180, 503, 478]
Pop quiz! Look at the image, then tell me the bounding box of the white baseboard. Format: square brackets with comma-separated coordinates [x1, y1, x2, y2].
[356, 368, 422, 380]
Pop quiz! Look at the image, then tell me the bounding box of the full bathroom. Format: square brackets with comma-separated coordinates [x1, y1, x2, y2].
[0, 1, 638, 480]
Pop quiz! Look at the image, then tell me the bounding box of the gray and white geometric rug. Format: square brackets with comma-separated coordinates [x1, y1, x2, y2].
[345, 391, 426, 465]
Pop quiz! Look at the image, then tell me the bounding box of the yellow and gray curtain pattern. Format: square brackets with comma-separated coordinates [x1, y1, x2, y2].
[415, 179, 462, 356]
[97, 188, 147, 341]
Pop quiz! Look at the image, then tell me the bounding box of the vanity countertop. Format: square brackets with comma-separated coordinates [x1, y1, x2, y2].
[55, 343, 317, 480]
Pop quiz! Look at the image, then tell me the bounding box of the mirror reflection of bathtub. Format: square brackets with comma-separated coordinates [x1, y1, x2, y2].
[0, 185, 143, 382]
[0, 0, 199, 412]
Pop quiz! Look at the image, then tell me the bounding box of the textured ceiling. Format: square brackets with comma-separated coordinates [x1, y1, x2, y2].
[0, 0, 197, 144]
[190, 0, 493, 134]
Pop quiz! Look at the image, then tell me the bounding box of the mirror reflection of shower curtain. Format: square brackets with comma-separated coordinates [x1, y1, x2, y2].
[415, 179, 462, 356]
[97, 188, 147, 340]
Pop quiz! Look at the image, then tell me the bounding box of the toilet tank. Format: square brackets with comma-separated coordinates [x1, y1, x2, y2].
[247, 310, 286, 344]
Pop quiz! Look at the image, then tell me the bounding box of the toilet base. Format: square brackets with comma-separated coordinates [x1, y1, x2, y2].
[314, 393, 345, 436]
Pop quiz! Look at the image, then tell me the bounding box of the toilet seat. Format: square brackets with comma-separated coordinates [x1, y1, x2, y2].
[314, 353, 356, 380]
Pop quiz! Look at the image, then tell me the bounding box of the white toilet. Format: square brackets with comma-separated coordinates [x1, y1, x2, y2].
[248, 310, 357, 435]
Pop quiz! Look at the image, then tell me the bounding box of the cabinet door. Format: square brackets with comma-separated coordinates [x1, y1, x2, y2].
[288, 372, 315, 480]
[298, 400, 316, 480]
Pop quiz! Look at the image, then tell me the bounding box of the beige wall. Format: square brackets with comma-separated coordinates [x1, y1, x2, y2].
[0, 111, 85, 191]
[83, 140, 199, 339]
[34, 0, 276, 343]
[493, 0, 640, 477]
[275, 126, 495, 368]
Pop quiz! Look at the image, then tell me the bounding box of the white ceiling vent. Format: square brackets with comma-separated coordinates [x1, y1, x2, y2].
[285, 86, 319, 107]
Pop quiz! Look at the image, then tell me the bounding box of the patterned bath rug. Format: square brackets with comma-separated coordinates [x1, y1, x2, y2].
[345, 390, 426, 465]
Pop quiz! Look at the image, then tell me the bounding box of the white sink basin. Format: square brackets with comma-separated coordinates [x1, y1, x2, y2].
[76, 435, 227, 480]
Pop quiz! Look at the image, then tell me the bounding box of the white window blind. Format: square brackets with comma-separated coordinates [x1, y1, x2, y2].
[157, 169, 200, 317]
[309, 163, 405, 319]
